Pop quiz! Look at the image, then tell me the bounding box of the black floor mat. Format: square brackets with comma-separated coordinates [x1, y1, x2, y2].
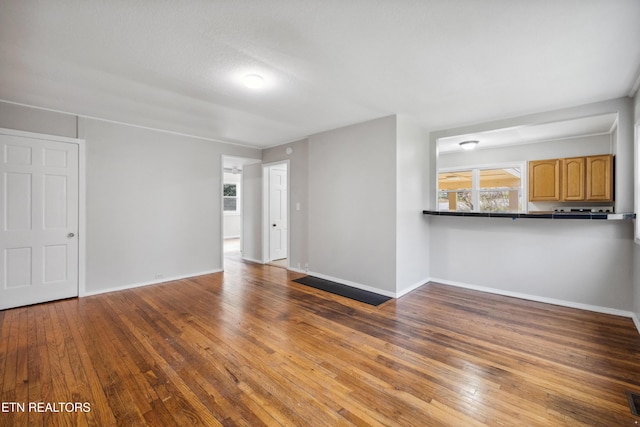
[293, 276, 391, 306]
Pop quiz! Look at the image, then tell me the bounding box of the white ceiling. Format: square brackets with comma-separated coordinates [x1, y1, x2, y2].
[1, 1, 639, 148]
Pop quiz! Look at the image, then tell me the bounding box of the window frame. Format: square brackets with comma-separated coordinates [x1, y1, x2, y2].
[223, 182, 241, 215]
[438, 161, 527, 213]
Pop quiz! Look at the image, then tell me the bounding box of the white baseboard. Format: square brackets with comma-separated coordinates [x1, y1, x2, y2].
[81, 269, 223, 297]
[287, 266, 307, 274]
[306, 271, 396, 298]
[396, 279, 430, 298]
[241, 257, 265, 265]
[631, 313, 640, 335]
[430, 277, 636, 320]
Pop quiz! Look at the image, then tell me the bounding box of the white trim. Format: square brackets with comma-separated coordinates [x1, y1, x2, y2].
[0, 99, 260, 150]
[430, 277, 636, 319]
[631, 313, 640, 336]
[78, 139, 87, 298]
[635, 122, 640, 245]
[262, 160, 290, 266]
[82, 269, 223, 297]
[396, 279, 429, 298]
[219, 155, 225, 269]
[0, 126, 81, 144]
[306, 271, 396, 298]
[0, 127, 87, 300]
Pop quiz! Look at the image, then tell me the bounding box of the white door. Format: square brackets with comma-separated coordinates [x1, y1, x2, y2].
[1, 133, 79, 310]
[269, 167, 287, 261]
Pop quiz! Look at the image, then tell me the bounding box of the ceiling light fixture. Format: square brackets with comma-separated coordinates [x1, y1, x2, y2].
[243, 74, 265, 89]
[459, 140, 479, 150]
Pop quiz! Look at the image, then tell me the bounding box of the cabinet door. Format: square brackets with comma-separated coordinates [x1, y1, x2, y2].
[561, 157, 585, 201]
[586, 154, 612, 201]
[528, 159, 560, 201]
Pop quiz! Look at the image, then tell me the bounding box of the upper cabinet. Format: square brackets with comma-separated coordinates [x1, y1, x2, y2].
[529, 159, 561, 201]
[585, 155, 613, 201]
[529, 154, 613, 202]
[562, 157, 586, 201]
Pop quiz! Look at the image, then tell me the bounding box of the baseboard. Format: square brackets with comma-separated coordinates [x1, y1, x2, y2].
[81, 269, 223, 297]
[430, 277, 636, 320]
[632, 313, 640, 336]
[396, 278, 430, 298]
[241, 257, 265, 265]
[306, 271, 396, 298]
[287, 266, 307, 274]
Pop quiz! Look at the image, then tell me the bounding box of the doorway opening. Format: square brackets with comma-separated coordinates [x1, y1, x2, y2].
[221, 156, 260, 267]
[263, 161, 289, 269]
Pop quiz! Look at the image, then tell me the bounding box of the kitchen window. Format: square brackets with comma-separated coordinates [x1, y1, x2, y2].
[438, 164, 524, 212]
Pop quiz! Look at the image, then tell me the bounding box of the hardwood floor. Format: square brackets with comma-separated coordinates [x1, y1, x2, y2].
[2, 254, 640, 426]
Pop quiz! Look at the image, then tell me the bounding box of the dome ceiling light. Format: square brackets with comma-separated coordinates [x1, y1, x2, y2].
[459, 140, 479, 150]
[243, 74, 265, 89]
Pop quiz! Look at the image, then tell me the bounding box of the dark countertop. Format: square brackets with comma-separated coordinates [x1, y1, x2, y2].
[422, 210, 636, 220]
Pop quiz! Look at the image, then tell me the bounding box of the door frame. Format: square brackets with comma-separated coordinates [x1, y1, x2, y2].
[0, 127, 86, 298]
[262, 160, 290, 266]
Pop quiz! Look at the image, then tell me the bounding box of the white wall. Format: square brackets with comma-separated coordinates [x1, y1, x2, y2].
[430, 216, 634, 311]
[79, 119, 259, 293]
[263, 139, 309, 271]
[308, 116, 397, 293]
[396, 116, 430, 294]
[0, 101, 77, 138]
[0, 100, 261, 295]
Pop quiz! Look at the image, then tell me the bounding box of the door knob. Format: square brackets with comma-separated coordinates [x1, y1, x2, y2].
[272, 224, 277, 227]
[67, 233, 75, 238]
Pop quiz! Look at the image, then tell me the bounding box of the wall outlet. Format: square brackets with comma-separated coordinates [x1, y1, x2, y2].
[155, 273, 164, 280]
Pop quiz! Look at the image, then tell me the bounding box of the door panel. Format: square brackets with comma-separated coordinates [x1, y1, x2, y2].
[1, 133, 79, 310]
[269, 167, 287, 261]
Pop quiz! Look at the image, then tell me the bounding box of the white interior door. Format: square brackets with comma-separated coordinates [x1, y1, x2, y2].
[269, 166, 287, 261]
[1, 133, 79, 310]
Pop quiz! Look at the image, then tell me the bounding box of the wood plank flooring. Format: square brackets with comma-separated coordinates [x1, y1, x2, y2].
[2, 252, 640, 426]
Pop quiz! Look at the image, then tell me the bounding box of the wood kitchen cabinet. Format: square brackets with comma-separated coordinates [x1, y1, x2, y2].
[528, 159, 560, 201]
[586, 154, 612, 201]
[562, 157, 585, 201]
[529, 154, 613, 202]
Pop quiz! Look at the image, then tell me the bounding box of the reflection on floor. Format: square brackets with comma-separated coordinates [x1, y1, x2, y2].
[268, 258, 287, 269]
[224, 238, 288, 269]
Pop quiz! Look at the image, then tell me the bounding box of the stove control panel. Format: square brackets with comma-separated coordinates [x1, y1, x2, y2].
[553, 206, 614, 213]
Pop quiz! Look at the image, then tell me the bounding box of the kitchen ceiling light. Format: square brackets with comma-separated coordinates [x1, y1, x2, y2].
[243, 74, 265, 89]
[459, 140, 479, 150]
